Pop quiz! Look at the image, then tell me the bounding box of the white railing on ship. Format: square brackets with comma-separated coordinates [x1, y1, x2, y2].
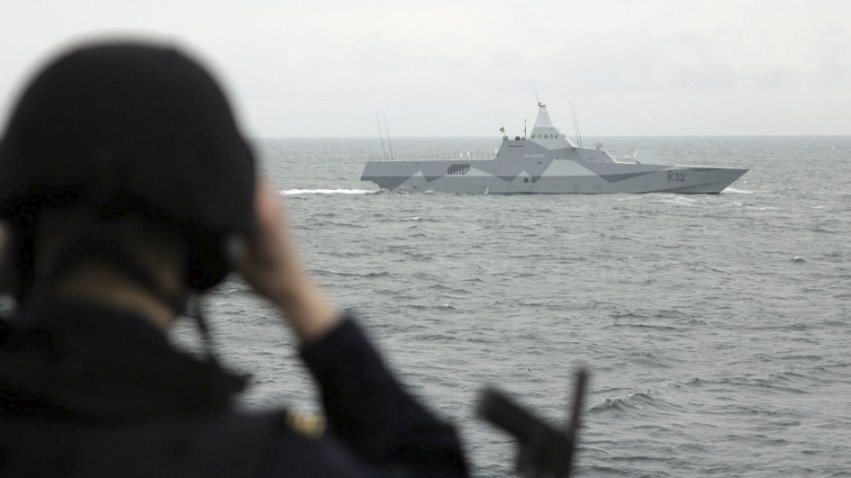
[368, 151, 497, 161]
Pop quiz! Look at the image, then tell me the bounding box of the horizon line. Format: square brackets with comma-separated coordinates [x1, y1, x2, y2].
[250, 133, 851, 140]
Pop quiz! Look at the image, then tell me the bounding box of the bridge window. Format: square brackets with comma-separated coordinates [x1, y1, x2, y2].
[447, 164, 471, 175]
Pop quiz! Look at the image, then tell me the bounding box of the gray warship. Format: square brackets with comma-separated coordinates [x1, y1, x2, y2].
[361, 102, 748, 194]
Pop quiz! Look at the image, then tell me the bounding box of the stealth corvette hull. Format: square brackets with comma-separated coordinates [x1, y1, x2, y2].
[362, 104, 747, 194]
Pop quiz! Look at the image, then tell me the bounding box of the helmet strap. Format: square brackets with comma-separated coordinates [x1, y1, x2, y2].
[187, 295, 219, 360]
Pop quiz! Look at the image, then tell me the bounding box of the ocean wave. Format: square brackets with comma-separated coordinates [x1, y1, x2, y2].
[744, 205, 779, 210]
[716, 375, 809, 395]
[656, 195, 698, 206]
[681, 377, 711, 387]
[279, 188, 378, 195]
[607, 322, 681, 332]
[310, 269, 390, 278]
[589, 391, 677, 415]
[426, 283, 470, 293]
[408, 303, 460, 311]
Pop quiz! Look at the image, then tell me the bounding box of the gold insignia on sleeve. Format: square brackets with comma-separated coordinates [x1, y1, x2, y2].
[285, 411, 325, 440]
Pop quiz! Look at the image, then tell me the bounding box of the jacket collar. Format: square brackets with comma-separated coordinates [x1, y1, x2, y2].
[0, 292, 246, 422]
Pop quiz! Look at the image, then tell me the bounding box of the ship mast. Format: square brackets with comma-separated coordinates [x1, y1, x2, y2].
[569, 101, 583, 148]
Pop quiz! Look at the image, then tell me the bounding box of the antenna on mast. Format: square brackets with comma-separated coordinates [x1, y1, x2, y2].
[383, 115, 395, 160]
[376, 114, 388, 160]
[569, 101, 583, 148]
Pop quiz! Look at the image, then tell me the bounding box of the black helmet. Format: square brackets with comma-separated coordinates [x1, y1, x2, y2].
[0, 41, 256, 298]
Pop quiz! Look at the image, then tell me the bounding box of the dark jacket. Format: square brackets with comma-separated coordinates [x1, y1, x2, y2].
[0, 293, 468, 477]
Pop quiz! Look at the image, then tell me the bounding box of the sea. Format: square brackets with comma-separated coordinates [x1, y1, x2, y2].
[175, 136, 851, 477]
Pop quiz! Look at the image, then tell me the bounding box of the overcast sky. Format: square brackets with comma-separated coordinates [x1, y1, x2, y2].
[1, 0, 849, 137]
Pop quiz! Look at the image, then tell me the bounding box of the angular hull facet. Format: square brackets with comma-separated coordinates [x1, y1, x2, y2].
[362, 158, 747, 194]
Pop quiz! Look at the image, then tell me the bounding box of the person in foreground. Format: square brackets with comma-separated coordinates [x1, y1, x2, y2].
[0, 41, 468, 477]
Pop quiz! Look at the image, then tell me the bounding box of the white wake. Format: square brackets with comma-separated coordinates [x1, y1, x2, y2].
[280, 189, 378, 196]
[724, 187, 754, 194]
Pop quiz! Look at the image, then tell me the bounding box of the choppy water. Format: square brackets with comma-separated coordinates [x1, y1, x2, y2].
[178, 136, 851, 477]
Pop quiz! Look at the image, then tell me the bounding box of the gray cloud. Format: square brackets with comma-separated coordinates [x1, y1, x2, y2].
[1, 0, 849, 136]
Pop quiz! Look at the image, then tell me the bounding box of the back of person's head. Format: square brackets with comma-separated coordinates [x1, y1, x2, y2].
[0, 40, 256, 309]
